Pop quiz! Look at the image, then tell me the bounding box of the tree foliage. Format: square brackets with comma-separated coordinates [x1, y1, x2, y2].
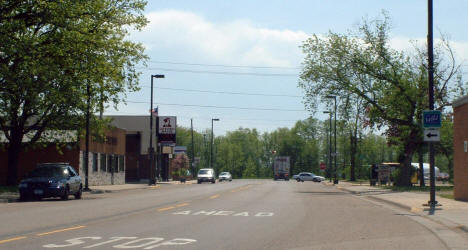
[0, 0, 148, 184]
[299, 13, 461, 186]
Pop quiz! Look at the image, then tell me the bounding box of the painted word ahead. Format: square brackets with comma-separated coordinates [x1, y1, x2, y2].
[173, 210, 274, 217]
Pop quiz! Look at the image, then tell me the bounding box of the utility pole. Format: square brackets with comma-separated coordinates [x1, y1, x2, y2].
[326, 95, 338, 184]
[191, 118, 195, 177]
[323, 111, 332, 182]
[427, 0, 437, 207]
[210, 118, 219, 170]
[84, 81, 90, 191]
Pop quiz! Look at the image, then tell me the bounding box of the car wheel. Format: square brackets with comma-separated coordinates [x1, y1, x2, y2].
[197, 180, 201, 184]
[74, 185, 82, 199]
[296, 179, 300, 182]
[301, 180, 304, 182]
[211, 179, 215, 184]
[229, 179, 232, 182]
[61, 187, 69, 200]
[19, 194, 28, 201]
[285, 178, 289, 181]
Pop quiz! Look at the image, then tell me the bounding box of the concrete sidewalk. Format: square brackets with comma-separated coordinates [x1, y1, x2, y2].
[325, 181, 468, 233]
[88, 180, 196, 193]
[0, 180, 196, 202]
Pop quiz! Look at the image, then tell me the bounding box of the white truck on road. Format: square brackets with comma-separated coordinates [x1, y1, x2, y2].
[273, 156, 290, 181]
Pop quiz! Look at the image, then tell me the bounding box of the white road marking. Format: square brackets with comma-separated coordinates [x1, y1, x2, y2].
[83, 237, 137, 248]
[172, 210, 274, 217]
[114, 238, 164, 249]
[43, 237, 102, 248]
[144, 239, 197, 249]
[43, 237, 197, 249]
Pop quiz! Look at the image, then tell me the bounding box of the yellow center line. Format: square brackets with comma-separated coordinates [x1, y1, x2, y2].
[158, 206, 176, 212]
[37, 225, 86, 236]
[209, 194, 220, 199]
[175, 203, 189, 207]
[0, 236, 27, 244]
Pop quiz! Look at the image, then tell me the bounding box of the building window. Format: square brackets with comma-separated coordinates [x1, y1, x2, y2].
[100, 153, 107, 172]
[114, 155, 119, 173]
[119, 155, 125, 172]
[107, 155, 113, 173]
[92, 153, 98, 172]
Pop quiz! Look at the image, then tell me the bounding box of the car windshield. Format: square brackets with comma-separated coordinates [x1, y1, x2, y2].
[220, 172, 228, 175]
[198, 170, 211, 174]
[28, 166, 68, 178]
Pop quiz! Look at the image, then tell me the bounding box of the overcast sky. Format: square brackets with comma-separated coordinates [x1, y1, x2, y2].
[105, 0, 468, 135]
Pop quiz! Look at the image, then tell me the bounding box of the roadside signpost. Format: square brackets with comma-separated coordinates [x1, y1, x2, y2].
[423, 110, 441, 128]
[423, 110, 441, 142]
[320, 162, 326, 170]
[423, 129, 440, 142]
[423, 109, 441, 207]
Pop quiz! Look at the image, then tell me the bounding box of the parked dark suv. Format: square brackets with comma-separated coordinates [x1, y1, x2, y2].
[18, 163, 82, 201]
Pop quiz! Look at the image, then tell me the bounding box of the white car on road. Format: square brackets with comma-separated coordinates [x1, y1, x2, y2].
[219, 172, 232, 182]
[296, 172, 323, 182]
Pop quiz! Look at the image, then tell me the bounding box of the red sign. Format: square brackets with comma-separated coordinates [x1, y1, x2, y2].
[320, 162, 326, 170]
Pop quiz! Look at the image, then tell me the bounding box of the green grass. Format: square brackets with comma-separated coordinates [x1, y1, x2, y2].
[0, 186, 18, 194]
[380, 185, 453, 192]
[439, 193, 454, 199]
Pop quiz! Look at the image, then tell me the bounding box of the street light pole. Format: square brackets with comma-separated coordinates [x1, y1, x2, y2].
[326, 95, 338, 184]
[323, 111, 332, 182]
[149, 74, 164, 185]
[210, 118, 220, 170]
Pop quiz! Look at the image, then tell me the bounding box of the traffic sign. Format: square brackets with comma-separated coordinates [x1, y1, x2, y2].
[423, 110, 441, 128]
[320, 162, 326, 170]
[424, 128, 440, 142]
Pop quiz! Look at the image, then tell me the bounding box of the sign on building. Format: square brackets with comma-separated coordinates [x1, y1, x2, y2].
[157, 116, 177, 145]
[174, 146, 187, 155]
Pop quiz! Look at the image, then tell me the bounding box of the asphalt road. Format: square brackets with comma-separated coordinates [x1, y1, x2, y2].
[0, 179, 453, 249]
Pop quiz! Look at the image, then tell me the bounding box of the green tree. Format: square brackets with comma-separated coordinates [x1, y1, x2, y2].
[242, 158, 257, 178]
[435, 115, 454, 180]
[0, 0, 148, 184]
[299, 13, 460, 186]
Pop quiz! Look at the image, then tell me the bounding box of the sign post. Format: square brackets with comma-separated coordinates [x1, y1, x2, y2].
[423, 109, 441, 207]
[320, 162, 326, 171]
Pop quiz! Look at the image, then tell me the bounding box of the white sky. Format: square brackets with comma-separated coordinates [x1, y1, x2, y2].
[105, 0, 468, 135]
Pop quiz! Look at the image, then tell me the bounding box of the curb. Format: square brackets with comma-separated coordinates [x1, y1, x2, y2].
[335, 185, 468, 234]
[0, 198, 18, 203]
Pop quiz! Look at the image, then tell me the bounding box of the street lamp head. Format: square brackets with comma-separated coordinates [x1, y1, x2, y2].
[323, 111, 331, 114]
[325, 95, 336, 99]
[152, 74, 165, 78]
[212, 118, 220, 121]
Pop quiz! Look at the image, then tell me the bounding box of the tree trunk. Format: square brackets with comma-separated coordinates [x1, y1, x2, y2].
[349, 132, 357, 181]
[395, 129, 419, 187]
[6, 130, 23, 185]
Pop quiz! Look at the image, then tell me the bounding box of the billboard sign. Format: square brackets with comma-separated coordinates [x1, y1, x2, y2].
[157, 116, 176, 144]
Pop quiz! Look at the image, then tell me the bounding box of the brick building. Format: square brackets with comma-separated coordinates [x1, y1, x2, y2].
[0, 128, 126, 186]
[106, 116, 152, 182]
[453, 95, 468, 201]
